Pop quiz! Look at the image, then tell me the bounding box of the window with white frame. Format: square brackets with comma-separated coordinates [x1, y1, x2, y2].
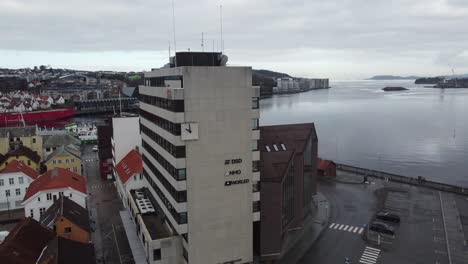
[47, 193, 52, 200]
[16, 188, 20, 196]
[5, 190, 11, 197]
[9, 178, 14, 185]
[19, 177, 24, 184]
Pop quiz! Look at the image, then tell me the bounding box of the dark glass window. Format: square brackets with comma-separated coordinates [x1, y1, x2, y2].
[142, 141, 186, 181]
[140, 109, 181, 136]
[139, 94, 184, 112]
[141, 124, 185, 158]
[153, 249, 161, 261]
[252, 161, 259, 172]
[252, 97, 259, 109]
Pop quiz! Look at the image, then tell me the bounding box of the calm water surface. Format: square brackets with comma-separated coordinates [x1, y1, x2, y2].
[260, 80, 468, 187]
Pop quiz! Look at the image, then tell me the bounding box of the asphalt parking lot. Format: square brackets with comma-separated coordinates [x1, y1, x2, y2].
[298, 172, 468, 264]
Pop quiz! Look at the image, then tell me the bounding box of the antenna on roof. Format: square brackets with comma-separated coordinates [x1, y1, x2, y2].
[172, 0, 178, 66]
[201, 32, 204, 52]
[219, 4, 224, 53]
[168, 40, 171, 63]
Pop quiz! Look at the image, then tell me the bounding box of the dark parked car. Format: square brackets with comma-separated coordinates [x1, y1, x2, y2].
[369, 221, 395, 236]
[375, 211, 400, 223]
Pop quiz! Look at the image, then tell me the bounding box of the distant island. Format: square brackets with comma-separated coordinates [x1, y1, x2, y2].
[382, 86, 408, 91]
[367, 75, 420, 80]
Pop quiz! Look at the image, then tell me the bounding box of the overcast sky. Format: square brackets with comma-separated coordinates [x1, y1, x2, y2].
[1, 0, 468, 79]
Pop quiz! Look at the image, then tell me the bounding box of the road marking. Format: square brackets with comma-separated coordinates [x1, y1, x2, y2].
[328, 223, 363, 235]
[338, 224, 345, 230]
[359, 246, 381, 264]
[329, 223, 336, 229]
[358, 227, 364, 234]
[353, 227, 359, 233]
[343, 225, 350, 231]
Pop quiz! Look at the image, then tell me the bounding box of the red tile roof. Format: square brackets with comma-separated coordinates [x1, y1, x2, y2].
[115, 149, 142, 184]
[1, 160, 39, 180]
[317, 159, 336, 171]
[0, 217, 55, 264]
[23, 168, 87, 202]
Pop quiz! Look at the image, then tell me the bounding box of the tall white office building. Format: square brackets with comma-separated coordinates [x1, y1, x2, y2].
[136, 52, 260, 264]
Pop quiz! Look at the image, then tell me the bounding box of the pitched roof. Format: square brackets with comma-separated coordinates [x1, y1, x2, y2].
[45, 145, 80, 163]
[23, 168, 87, 202]
[0, 217, 55, 264]
[1, 160, 39, 180]
[0, 125, 37, 138]
[43, 134, 81, 148]
[40, 196, 90, 232]
[1, 145, 41, 164]
[37, 236, 96, 264]
[115, 149, 142, 184]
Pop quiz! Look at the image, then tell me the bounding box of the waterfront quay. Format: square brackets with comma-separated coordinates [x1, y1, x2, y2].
[294, 167, 468, 264]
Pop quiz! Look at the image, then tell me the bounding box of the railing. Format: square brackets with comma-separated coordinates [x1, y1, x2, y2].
[336, 163, 468, 196]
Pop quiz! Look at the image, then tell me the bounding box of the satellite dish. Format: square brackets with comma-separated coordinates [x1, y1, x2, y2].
[220, 54, 228, 66]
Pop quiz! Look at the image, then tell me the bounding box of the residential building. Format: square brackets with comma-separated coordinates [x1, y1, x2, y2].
[36, 236, 96, 264]
[0, 145, 42, 172]
[258, 123, 318, 262]
[115, 149, 144, 205]
[0, 126, 43, 160]
[317, 158, 337, 177]
[0, 217, 55, 264]
[97, 125, 113, 180]
[0, 160, 38, 211]
[42, 133, 81, 159]
[134, 52, 259, 264]
[44, 145, 82, 175]
[22, 168, 87, 221]
[40, 196, 91, 243]
[111, 113, 141, 179]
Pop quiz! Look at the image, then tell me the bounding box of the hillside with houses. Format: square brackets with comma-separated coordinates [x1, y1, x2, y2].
[0, 91, 65, 113]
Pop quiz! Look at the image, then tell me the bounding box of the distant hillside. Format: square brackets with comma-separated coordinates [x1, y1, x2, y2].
[253, 69, 292, 79]
[367, 75, 420, 80]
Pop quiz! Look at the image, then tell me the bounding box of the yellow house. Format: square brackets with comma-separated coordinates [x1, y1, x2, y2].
[0, 126, 43, 160]
[0, 145, 41, 171]
[45, 145, 82, 175]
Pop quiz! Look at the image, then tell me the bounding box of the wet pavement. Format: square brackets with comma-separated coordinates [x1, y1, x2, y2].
[83, 145, 134, 264]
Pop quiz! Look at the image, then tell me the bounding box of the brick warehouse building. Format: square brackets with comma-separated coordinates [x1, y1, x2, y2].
[258, 123, 318, 262]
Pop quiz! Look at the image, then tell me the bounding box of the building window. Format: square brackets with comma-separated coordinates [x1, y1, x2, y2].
[58, 160, 62, 164]
[27, 160, 31, 166]
[53, 160, 57, 165]
[38, 197, 41, 201]
[71, 158, 75, 163]
[66, 159, 69, 164]
[5, 190, 10, 197]
[33, 138, 36, 143]
[252, 97, 259, 109]
[19, 177, 24, 184]
[177, 169, 186, 181]
[253, 182, 260, 192]
[59, 192, 64, 196]
[140, 124, 186, 158]
[73, 167, 77, 173]
[253, 201, 260, 212]
[252, 118, 259, 130]
[9, 178, 14, 185]
[69, 193, 72, 198]
[46, 147, 51, 152]
[64, 227, 72, 234]
[0, 179, 3, 186]
[15, 188, 21, 196]
[153, 249, 161, 261]
[252, 161, 259, 172]
[47, 193, 52, 200]
[30, 209, 34, 218]
[39, 207, 46, 216]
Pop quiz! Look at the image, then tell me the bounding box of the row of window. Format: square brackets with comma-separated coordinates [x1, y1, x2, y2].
[142, 141, 186, 181]
[139, 94, 184, 113]
[145, 76, 183, 88]
[4, 188, 23, 197]
[0, 177, 24, 186]
[140, 109, 181, 136]
[142, 156, 187, 203]
[9, 137, 37, 143]
[143, 169, 188, 225]
[52, 158, 76, 165]
[141, 124, 186, 158]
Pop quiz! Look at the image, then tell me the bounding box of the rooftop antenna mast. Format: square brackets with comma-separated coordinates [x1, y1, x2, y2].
[201, 32, 204, 52]
[172, 0, 177, 66]
[220, 4, 224, 53]
[168, 40, 171, 63]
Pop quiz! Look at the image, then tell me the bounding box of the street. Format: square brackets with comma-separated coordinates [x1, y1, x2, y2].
[82, 145, 134, 264]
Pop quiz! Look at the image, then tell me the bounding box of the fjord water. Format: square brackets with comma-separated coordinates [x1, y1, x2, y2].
[260, 80, 468, 187]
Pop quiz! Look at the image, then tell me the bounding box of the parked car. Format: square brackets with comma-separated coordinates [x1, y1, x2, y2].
[375, 211, 400, 223]
[369, 221, 395, 236]
[92, 145, 98, 152]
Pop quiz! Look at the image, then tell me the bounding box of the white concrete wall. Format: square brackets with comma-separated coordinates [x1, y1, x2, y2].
[23, 188, 87, 221]
[112, 116, 142, 164]
[0, 172, 34, 211]
[183, 66, 254, 264]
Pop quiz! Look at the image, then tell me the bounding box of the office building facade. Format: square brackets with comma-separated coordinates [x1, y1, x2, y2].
[138, 52, 259, 264]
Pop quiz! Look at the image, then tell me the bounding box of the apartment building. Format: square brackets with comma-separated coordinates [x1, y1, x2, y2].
[133, 52, 259, 264]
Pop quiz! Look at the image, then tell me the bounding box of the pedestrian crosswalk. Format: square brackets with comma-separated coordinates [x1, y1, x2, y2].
[90, 183, 113, 189]
[329, 223, 364, 235]
[359, 246, 381, 264]
[85, 159, 94, 162]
